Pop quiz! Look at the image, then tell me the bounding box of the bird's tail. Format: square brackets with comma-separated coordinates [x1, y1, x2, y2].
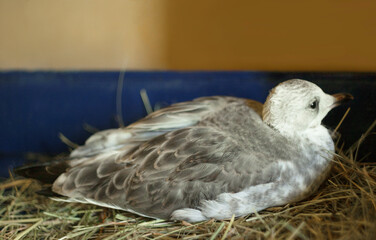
[14, 159, 70, 185]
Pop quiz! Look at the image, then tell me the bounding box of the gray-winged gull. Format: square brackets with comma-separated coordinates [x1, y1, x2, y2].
[16, 79, 353, 222]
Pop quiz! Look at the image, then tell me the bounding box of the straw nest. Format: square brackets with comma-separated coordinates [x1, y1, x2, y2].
[1, 120, 375, 240]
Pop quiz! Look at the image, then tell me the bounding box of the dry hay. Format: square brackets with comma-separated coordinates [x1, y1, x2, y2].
[1, 121, 375, 240]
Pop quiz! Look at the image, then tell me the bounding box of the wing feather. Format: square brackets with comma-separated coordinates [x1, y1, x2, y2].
[70, 97, 237, 158]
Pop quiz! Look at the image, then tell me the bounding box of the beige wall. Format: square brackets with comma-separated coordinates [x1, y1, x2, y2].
[1, 0, 376, 71]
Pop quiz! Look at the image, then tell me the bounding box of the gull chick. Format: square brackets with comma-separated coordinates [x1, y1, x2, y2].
[16, 79, 353, 222]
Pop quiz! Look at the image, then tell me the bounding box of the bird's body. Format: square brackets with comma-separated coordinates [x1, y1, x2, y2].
[16, 79, 353, 222]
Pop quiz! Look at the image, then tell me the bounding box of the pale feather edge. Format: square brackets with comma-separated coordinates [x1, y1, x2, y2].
[49, 197, 159, 220]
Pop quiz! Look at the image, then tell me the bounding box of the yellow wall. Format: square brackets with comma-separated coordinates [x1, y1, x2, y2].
[1, 0, 376, 71]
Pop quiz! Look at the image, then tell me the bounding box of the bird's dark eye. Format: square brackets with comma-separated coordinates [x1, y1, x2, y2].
[310, 100, 318, 109]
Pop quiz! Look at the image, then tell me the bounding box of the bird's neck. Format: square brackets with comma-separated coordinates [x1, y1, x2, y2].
[274, 124, 334, 151]
[286, 125, 335, 164]
[300, 126, 334, 149]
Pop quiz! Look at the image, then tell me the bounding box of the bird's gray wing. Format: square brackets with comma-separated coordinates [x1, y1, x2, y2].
[70, 96, 243, 159]
[53, 116, 285, 220]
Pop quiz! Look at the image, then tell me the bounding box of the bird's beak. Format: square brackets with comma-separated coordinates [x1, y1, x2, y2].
[331, 93, 354, 108]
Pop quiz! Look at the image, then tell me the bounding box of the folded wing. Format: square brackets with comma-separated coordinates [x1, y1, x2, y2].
[70, 97, 240, 160]
[53, 98, 283, 219]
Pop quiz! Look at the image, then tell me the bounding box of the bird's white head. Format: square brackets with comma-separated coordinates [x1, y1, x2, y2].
[262, 79, 353, 135]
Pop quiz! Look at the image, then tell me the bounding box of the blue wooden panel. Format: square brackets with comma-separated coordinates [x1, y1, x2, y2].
[1, 71, 375, 178]
[0, 71, 271, 177]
